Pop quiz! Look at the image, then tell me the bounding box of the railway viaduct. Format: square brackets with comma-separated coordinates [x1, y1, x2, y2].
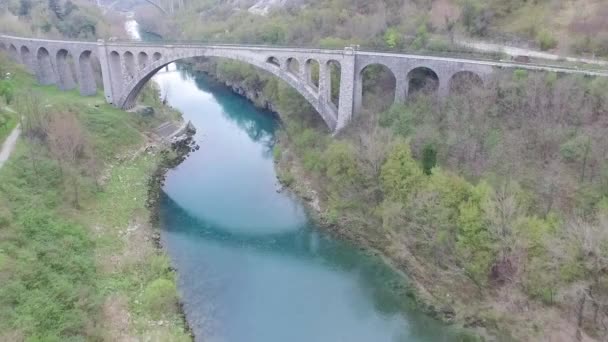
[2, 34, 607, 132]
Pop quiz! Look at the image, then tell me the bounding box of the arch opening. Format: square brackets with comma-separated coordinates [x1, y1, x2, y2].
[286, 57, 300, 77]
[360, 63, 396, 112]
[327, 60, 341, 108]
[9, 44, 19, 62]
[56, 49, 78, 90]
[137, 52, 149, 71]
[109, 51, 122, 95]
[120, 53, 338, 131]
[78, 50, 97, 96]
[20, 46, 33, 72]
[153, 52, 162, 61]
[124, 51, 136, 80]
[0, 42, 6, 51]
[407, 67, 439, 97]
[305, 59, 320, 90]
[449, 71, 483, 95]
[266, 56, 280, 67]
[36, 47, 56, 85]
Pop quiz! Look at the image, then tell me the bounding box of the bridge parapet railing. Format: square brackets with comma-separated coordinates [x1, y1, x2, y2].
[2, 34, 608, 74]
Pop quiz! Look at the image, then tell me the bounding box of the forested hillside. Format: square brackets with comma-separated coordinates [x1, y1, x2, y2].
[0, 0, 121, 38]
[152, 0, 608, 58]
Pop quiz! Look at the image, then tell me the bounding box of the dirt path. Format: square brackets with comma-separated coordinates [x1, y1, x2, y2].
[456, 39, 608, 67]
[0, 123, 20, 169]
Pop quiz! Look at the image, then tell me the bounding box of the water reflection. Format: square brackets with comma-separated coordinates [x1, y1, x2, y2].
[161, 191, 456, 342]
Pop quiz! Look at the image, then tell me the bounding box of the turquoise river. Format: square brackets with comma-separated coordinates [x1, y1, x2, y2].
[151, 63, 464, 342]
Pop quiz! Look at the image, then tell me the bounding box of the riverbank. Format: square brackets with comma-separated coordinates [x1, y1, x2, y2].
[0, 59, 192, 340]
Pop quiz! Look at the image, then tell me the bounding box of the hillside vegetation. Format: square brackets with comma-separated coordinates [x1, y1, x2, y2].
[156, 0, 608, 58]
[0, 0, 123, 38]
[0, 55, 190, 341]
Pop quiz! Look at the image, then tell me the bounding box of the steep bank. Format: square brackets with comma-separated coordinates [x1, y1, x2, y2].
[0, 57, 191, 341]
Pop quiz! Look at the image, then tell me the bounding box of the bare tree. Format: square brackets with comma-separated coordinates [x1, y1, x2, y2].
[15, 90, 48, 176]
[46, 111, 91, 207]
[564, 215, 608, 337]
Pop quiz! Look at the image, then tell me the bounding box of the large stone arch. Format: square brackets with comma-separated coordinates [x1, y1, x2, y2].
[448, 70, 483, 95]
[406, 66, 439, 96]
[116, 51, 338, 130]
[36, 47, 56, 85]
[358, 62, 397, 111]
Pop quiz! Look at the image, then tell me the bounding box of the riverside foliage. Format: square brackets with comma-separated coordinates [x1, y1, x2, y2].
[0, 57, 190, 341]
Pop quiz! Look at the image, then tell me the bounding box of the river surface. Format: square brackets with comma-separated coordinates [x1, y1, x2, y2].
[127, 20, 460, 342]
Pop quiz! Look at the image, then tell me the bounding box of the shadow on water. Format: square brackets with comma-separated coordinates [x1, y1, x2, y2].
[175, 63, 277, 151]
[160, 192, 458, 340]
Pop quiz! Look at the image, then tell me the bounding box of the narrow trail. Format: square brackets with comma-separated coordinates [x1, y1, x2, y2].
[0, 123, 20, 169]
[0, 107, 20, 170]
[456, 39, 608, 67]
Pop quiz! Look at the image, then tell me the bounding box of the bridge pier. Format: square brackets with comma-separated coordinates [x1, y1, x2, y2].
[394, 74, 408, 104]
[336, 48, 355, 131]
[97, 40, 116, 104]
[318, 61, 331, 105]
[437, 78, 450, 99]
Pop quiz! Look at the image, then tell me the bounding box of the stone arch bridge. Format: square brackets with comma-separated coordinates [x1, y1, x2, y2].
[2, 34, 607, 132]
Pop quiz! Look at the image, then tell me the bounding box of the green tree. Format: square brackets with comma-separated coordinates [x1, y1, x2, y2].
[323, 141, 361, 187]
[142, 278, 178, 318]
[421, 143, 437, 175]
[456, 181, 494, 286]
[380, 141, 424, 202]
[383, 27, 401, 49]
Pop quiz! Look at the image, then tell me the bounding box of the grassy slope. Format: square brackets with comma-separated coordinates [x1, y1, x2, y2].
[0, 61, 190, 341]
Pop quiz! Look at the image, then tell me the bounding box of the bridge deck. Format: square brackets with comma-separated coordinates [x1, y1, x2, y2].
[2, 34, 608, 77]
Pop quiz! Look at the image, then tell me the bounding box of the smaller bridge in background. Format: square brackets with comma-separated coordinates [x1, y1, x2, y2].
[1, 34, 607, 132]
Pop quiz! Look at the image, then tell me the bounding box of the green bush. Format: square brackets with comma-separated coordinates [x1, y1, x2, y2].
[273, 145, 282, 160]
[142, 278, 178, 318]
[383, 27, 403, 49]
[0, 79, 14, 104]
[323, 141, 361, 188]
[380, 142, 425, 202]
[421, 143, 437, 175]
[537, 30, 557, 51]
[560, 135, 590, 162]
